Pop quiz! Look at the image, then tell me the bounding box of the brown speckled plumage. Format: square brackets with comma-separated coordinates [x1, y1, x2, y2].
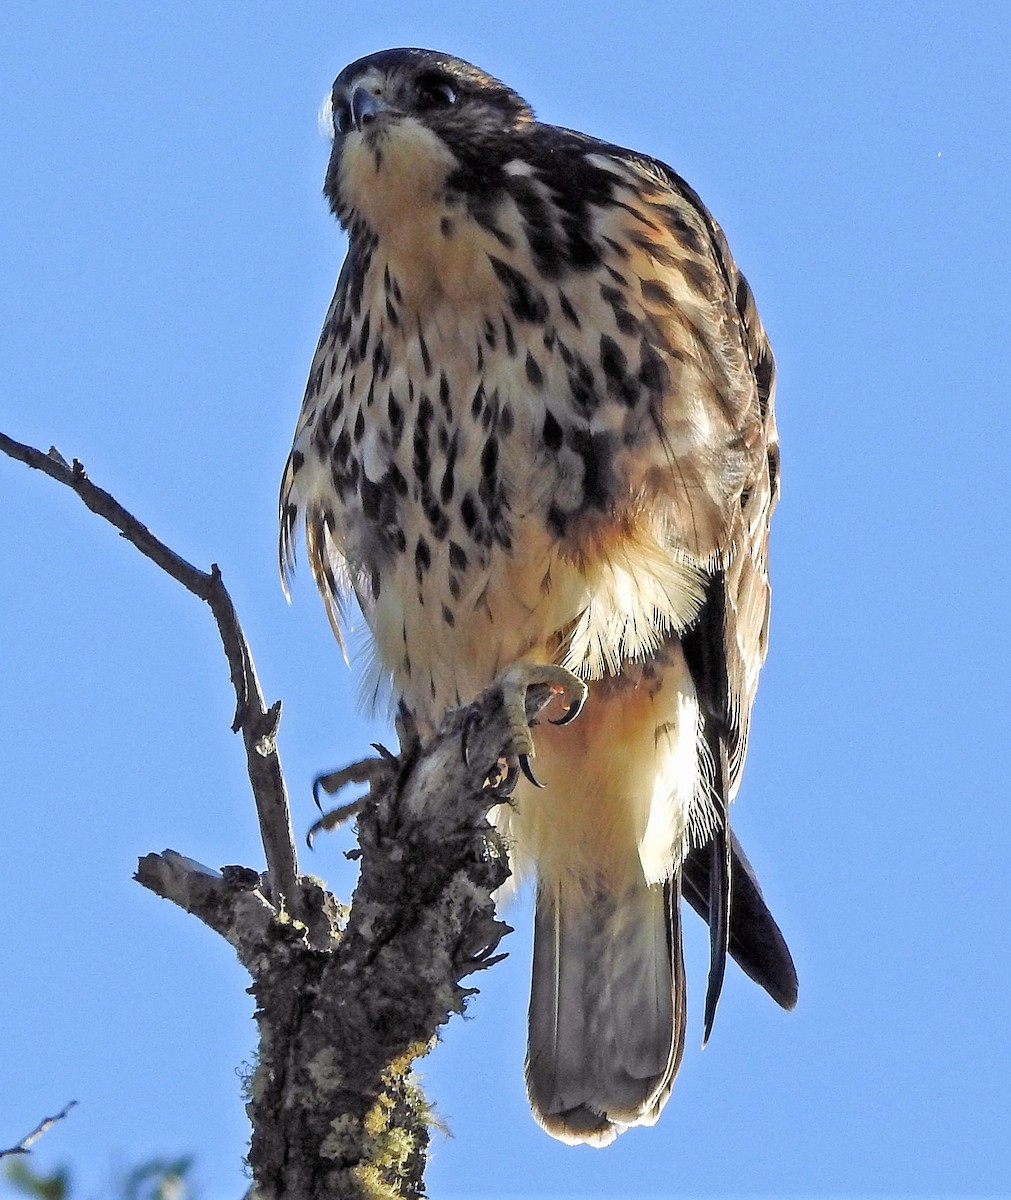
[280, 48, 795, 1146]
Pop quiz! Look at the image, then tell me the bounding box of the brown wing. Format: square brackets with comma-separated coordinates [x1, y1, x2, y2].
[627, 154, 787, 1027]
[599, 146, 779, 786]
[680, 242, 779, 796]
[278, 246, 370, 655]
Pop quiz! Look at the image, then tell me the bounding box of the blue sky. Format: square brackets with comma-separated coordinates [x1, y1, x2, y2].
[2, 3, 1010, 1197]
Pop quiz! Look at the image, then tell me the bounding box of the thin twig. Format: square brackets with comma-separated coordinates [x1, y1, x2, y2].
[0, 1101, 77, 1159]
[0, 431, 301, 919]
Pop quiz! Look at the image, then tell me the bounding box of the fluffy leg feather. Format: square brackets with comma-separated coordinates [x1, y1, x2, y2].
[508, 648, 703, 1146]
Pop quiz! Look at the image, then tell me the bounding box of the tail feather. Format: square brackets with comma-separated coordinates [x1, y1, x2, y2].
[525, 875, 685, 1147]
[702, 811, 731, 1043]
[702, 733, 732, 1044]
[683, 828, 798, 1011]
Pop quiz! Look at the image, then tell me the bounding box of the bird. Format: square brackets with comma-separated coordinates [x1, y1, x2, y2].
[279, 47, 797, 1147]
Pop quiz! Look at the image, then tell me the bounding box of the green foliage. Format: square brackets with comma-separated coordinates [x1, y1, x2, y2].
[2, 1157, 193, 1200]
[121, 1157, 192, 1200]
[2, 1161, 70, 1200]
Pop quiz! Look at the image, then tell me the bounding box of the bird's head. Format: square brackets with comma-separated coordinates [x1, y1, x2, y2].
[322, 48, 535, 235]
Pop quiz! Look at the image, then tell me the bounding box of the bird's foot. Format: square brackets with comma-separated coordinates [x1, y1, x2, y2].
[498, 662, 588, 766]
[464, 663, 587, 791]
[307, 705, 422, 845]
[307, 746, 400, 848]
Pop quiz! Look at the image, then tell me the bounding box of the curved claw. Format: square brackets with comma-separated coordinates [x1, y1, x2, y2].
[306, 795, 364, 847]
[311, 776, 326, 813]
[461, 709, 481, 768]
[519, 753, 545, 789]
[550, 684, 587, 726]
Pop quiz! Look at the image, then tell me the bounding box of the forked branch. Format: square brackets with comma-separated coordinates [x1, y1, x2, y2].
[3, 430, 532, 1199]
[0, 431, 300, 917]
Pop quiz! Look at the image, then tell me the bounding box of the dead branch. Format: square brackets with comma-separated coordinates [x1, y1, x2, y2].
[135, 680, 538, 1200]
[0, 431, 299, 919]
[0, 1101, 77, 1159]
[3, 431, 533, 1199]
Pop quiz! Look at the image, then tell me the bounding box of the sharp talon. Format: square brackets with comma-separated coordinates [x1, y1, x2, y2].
[550, 686, 587, 726]
[519, 753, 544, 789]
[462, 709, 481, 768]
[307, 795, 365, 845]
[311, 776, 326, 813]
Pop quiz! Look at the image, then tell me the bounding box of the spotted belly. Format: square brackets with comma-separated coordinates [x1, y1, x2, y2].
[367, 509, 584, 724]
[283, 209, 720, 724]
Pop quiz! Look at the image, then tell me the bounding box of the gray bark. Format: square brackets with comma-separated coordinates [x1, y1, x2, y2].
[3, 432, 533, 1200]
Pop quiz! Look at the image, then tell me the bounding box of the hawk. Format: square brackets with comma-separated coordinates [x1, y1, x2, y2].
[280, 47, 797, 1147]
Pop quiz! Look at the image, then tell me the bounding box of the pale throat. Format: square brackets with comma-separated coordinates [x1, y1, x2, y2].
[338, 120, 505, 309]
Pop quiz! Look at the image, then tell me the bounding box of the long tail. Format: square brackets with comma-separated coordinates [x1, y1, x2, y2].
[525, 873, 685, 1147]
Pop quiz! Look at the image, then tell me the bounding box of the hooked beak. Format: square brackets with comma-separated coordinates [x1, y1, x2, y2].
[350, 86, 386, 133]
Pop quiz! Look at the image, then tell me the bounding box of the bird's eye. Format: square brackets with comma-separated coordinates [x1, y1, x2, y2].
[415, 75, 458, 110]
[334, 101, 353, 135]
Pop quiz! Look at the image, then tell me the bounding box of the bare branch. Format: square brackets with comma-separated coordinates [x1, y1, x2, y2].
[0, 431, 300, 919]
[236, 676, 552, 1200]
[131, 676, 552, 1198]
[0, 1101, 77, 1159]
[5, 428, 553, 1196]
[134, 852, 303, 964]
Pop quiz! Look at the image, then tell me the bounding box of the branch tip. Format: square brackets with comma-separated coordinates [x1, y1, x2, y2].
[0, 1100, 77, 1160]
[2, 429, 300, 918]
